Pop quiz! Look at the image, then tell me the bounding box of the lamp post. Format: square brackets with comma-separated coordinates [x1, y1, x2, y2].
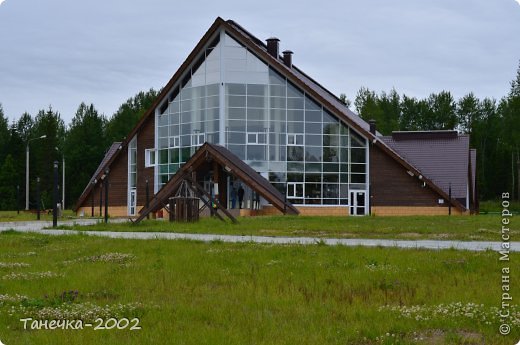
[55, 147, 66, 211]
[26, 135, 47, 210]
[53, 161, 58, 227]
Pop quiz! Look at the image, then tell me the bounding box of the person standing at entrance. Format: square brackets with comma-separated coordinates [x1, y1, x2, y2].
[238, 185, 245, 209]
[231, 187, 237, 209]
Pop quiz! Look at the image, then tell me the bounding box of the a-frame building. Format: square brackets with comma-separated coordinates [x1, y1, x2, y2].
[74, 17, 477, 217]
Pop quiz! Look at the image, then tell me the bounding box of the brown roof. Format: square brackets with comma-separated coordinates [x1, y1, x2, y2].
[74, 142, 121, 210]
[381, 134, 469, 200]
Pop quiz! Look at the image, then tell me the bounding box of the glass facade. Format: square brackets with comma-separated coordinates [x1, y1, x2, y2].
[154, 31, 367, 207]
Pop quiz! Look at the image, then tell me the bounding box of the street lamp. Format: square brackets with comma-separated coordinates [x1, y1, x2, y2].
[55, 147, 66, 210]
[26, 135, 47, 210]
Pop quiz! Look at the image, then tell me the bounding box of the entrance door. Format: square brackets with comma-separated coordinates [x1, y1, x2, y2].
[129, 189, 137, 216]
[349, 190, 366, 216]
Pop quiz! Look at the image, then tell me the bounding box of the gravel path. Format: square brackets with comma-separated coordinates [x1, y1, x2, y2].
[0, 219, 517, 252]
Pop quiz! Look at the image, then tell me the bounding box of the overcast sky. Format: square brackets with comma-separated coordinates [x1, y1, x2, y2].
[0, 0, 519, 124]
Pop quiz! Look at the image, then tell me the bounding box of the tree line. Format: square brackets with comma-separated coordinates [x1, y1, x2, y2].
[346, 63, 520, 201]
[0, 89, 158, 210]
[0, 63, 518, 211]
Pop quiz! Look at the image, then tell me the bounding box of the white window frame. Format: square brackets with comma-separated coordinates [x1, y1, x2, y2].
[247, 132, 266, 145]
[145, 149, 156, 167]
[286, 133, 303, 146]
[171, 136, 180, 148]
[287, 182, 304, 199]
[191, 133, 205, 147]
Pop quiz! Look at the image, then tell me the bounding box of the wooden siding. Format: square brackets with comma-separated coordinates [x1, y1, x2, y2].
[106, 145, 128, 207]
[136, 115, 155, 206]
[370, 145, 446, 207]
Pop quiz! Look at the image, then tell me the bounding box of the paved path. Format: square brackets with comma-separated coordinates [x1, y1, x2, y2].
[0, 219, 518, 252]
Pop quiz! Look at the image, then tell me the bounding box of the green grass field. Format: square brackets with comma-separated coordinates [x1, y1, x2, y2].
[57, 214, 517, 242]
[0, 231, 518, 344]
[0, 210, 76, 222]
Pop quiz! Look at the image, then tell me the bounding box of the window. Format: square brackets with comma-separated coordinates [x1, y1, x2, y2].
[171, 136, 180, 148]
[287, 133, 303, 146]
[145, 149, 156, 167]
[287, 182, 304, 198]
[247, 132, 267, 144]
[191, 133, 205, 146]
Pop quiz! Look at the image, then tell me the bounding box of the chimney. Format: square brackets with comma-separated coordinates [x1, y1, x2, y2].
[266, 37, 280, 58]
[282, 50, 293, 68]
[369, 120, 376, 135]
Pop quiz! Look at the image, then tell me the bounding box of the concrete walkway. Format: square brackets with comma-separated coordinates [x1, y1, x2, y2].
[0, 219, 518, 252]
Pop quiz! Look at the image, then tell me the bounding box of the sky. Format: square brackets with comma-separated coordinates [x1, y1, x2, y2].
[0, 0, 519, 125]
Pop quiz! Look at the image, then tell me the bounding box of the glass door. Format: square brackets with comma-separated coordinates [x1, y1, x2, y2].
[129, 189, 137, 216]
[349, 190, 366, 216]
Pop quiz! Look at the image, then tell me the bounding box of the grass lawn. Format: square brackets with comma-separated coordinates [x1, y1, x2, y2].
[0, 231, 518, 344]
[57, 214, 517, 242]
[0, 210, 77, 222]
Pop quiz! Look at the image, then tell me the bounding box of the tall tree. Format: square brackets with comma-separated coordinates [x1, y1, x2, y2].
[30, 107, 65, 209]
[0, 154, 18, 210]
[457, 93, 481, 134]
[0, 104, 10, 164]
[64, 103, 107, 208]
[425, 91, 458, 130]
[105, 89, 159, 142]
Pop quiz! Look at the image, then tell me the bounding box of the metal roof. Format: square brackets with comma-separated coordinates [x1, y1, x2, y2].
[381, 134, 470, 199]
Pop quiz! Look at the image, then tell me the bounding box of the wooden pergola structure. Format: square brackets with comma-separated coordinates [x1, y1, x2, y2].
[134, 143, 298, 223]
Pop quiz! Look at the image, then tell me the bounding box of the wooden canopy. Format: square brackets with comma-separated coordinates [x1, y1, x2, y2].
[134, 143, 298, 223]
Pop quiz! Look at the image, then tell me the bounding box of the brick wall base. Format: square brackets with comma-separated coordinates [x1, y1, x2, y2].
[255, 205, 349, 216]
[76, 206, 145, 218]
[371, 206, 465, 216]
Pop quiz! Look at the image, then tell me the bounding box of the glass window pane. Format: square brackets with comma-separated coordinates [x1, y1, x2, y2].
[287, 146, 304, 161]
[305, 183, 321, 199]
[350, 130, 366, 147]
[287, 122, 304, 133]
[228, 108, 246, 120]
[323, 147, 339, 162]
[305, 110, 322, 122]
[305, 134, 321, 146]
[270, 97, 286, 108]
[305, 163, 322, 173]
[247, 96, 266, 108]
[270, 109, 286, 122]
[227, 120, 246, 132]
[305, 122, 322, 134]
[287, 110, 303, 121]
[351, 148, 366, 163]
[247, 84, 267, 96]
[229, 145, 245, 160]
[351, 163, 366, 173]
[287, 82, 303, 98]
[323, 123, 340, 135]
[351, 174, 366, 183]
[228, 95, 246, 108]
[269, 84, 286, 97]
[247, 145, 266, 160]
[226, 83, 246, 95]
[248, 108, 267, 121]
[287, 98, 304, 109]
[305, 146, 322, 162]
